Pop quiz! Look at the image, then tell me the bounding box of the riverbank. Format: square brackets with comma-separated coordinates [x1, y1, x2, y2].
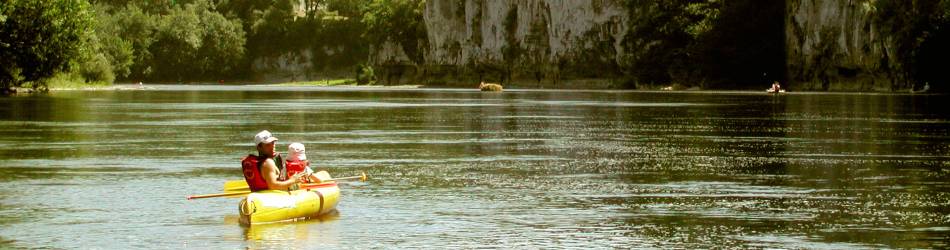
[43, 82, 424, 91]
[27, 78, 420, 92]
[267, 79, 422, 88]
[21, 77, 937, 93]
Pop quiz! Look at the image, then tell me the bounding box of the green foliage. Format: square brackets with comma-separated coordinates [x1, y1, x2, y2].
[195, 9, 246, 77]
[43, 72, 111, 89]
[145, 0, 245, 81]
[356, 63, 375, 85]
[90, 4, 133, 79]
[272, 78, 357, 86]
[218, 0, 371, 76]
[308, 0, 371, 71]
[109, 4, 159, 79]
[80, 52, 115, 83]
[77, 0, 246, 82]
[0, 0, 93, 89]
[621, 0, 785, 88]
[11, 0, 426, 85]
[246, 0, 296, 57]
[361, 0, 427, 63]
[621, 0, 697, 85]
[683, 1, 720, 38]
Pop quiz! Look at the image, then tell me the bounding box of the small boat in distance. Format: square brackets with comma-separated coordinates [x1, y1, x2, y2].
[479, 81, 503, 92]
[767, 81, 785, 93]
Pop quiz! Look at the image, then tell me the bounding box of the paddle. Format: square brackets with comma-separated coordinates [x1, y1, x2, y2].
[187, 182, 340, 200]
[223, 171, 368, 192]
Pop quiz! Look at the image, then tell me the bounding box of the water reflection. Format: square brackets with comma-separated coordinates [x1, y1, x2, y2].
[243, 211, 341, 249]
[0, 87, 948, 248]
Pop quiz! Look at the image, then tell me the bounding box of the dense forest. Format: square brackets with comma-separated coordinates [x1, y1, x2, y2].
[1, 0, 948, 92]
[1, 0, 421, 90]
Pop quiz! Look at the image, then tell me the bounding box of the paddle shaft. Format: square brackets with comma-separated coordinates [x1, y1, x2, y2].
[223, 172, 368, 192]
[188, 182, 339, 200]
[192, 172, 367, 200]
[328, 173, 367, 182]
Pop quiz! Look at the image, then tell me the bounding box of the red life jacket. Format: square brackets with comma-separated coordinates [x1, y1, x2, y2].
[241, 154, 270, 191]
[285, 159, 310, 182]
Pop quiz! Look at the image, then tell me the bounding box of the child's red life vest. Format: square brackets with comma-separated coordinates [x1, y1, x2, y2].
[241, 154, 269, 191]
[285, 159, 310, 182]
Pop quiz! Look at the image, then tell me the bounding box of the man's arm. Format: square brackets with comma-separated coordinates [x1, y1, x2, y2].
[261, 159, 298, 190]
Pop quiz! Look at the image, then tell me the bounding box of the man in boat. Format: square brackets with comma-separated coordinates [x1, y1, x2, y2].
[242, 130, 305, 191]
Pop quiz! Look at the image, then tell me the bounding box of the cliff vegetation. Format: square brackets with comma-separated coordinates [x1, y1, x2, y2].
[2, 0, 948, 92]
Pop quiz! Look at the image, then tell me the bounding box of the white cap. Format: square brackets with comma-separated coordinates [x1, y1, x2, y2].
[288, 142, 307, 161]
[253, 130, 278, 145]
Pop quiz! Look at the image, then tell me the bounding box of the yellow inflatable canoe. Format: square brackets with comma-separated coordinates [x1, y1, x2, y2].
[238, 182, 340, 225]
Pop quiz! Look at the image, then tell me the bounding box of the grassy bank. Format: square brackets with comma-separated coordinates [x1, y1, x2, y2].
[271, 79, 358, 86]
[42, 73, 112, 90]
[11, 73, 113, 91]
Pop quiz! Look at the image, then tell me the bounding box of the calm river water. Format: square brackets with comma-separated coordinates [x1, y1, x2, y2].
[0, 85, 948, 249]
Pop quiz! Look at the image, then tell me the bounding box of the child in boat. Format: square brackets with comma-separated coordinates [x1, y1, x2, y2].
[287, 142, 331, 183]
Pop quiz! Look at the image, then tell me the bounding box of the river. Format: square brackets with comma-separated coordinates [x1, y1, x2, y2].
[0, 85, 948, 248]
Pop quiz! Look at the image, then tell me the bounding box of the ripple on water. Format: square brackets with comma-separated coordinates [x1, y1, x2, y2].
[3, 88, 950, 248]
[735, 235, 885, 249]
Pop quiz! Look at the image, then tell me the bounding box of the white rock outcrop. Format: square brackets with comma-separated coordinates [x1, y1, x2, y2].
[372, 0, 628, 87]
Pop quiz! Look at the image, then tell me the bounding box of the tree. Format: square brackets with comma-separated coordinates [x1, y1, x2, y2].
[620, 0, 698, 86]
[621, 0, 785, 89]
[361, 0, 427, 63]
[147, 0, 245, 81]
[108, 3, 158, 80]
[0, 0, 93, 90]
[196, 11, 246, 78]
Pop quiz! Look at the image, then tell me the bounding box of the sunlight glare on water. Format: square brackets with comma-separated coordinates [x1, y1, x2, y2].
[0, 85, 948, 248]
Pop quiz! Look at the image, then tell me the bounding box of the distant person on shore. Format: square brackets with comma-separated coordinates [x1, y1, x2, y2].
[285, 142, 330, 183]
[241, 130, 304, 191]
[911, 82, 931, 93]
[479, 81, 503, 91]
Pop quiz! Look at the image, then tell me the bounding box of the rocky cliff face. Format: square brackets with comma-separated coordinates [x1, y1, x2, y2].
[371, 0, 920, 90]
[785, 0, 906, 91]
[374, 0, 628, 87]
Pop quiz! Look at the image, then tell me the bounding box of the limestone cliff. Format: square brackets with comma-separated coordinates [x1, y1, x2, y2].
[371, 0, 933, 91]
[785, 0, 906, 91]
[374, 0, 628, 88]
